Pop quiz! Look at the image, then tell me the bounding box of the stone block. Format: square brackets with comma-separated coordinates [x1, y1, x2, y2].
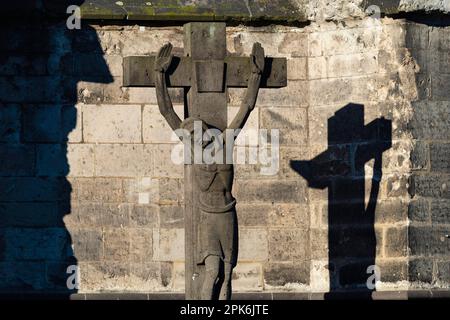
[0, 144, 35, 177]
[263, 262, 309, 287]
[0, 177, 66, 201]
[160, 205, 184, 228]
[83, 105, 141, 143]
[408, 198, 430, 223]
[430, 143, 450, 173]
[410, 174, 450, 199]
[287, 57, 307, 80]
[260, 107, 307, 145]
[234, 180, 307, 204]
[129, 204, 159, 227]
[385, 227, 408, 257]
[0, 203, 57, 228]
[409, 226, 450, 256]
[71, 178, 125, 202]
[143, 104, 184, 143]
[36, 144, 95, 177]
[238, 228, 268, 261]
[327, 52, 378, 78]
[152, 228, 184, 262]
[232, 263, 263, 292]
[430, 200, 450, 224]
[3, 227, 72, 261]
[94, 144, 153, 177]
[153, 145, 184, 178]
[103, 228, 130, 261]
[411, 140, 429, 171]
[72, 228, 103, 261]
[268, 228, 309, 261]
[0, 104, 21, 142]
[130, 228, 153, 262]
[308, 56, 327, 79]
[278, 32, 308, 56]
[409, 258, 433, 283]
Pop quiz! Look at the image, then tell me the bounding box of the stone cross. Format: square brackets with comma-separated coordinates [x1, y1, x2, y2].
[123, 22, 286, 299]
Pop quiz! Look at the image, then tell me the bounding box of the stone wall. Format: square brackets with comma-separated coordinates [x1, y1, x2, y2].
[408, 21, 450, 288]
[0, 12, 448, 294]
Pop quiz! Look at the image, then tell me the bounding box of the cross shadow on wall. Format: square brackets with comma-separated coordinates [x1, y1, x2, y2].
[0, 1, 112, 297]
[291, 103, 392, 299]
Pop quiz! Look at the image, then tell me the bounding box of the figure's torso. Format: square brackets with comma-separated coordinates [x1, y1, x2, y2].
[194, 163, 235, 212]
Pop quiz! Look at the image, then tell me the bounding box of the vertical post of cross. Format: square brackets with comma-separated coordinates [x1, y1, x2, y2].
[183, 22, 227, 299]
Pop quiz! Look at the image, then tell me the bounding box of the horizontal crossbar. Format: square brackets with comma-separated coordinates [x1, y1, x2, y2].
[123, 56, 287, 88]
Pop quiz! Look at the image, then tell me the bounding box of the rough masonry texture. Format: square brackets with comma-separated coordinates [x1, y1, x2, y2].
[0, 1, 449, 295]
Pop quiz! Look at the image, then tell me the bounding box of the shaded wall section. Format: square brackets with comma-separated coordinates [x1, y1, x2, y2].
[0, 5, 112, 292]
[407, 19, 450, 288]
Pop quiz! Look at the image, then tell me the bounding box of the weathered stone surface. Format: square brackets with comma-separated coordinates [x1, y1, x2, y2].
[268, 228, 309, 261]
[409, 101, 450, 140]
[130, 228, 153, 262]
[152, 145, 184, 178]
[436, 261, 450, 283]
[287, 58, 307, 80]
[0, 104, 21, 142]
[94, 144, 153, 177]
[160, 205, 184, 228]
[430, 143, 450, 173]
[378, 259, 408, 283]
[143, 104, 184, 143]
[375, 199, 408, 224]
[67, 202, 129, 228]
[103, 228, 130, 261]
[71, 178, 125, 202]
[430, 200, 450, 224]
[36, 144, 95, 177]
[0, 144, 35, 177]
[0, 203, 58, 228]
[83, 105, 142, 143]
[264, 262, 309, 286]
[408, 198, 430, 222]
[385, 227, 408, 257]
[0, 261, 47, 290]
[409, 226, 450, 256]
[409, 258, 433, 283]
[72, 229, 103, 261]
[411, 140, 429, 170]
[238, 228, 268, 261]
[0, 177, 67, 202]
[23, 105, 63, 143]
[3, 227, 71, 261]
[152, 228, 184, 261]
[234, 180, 307, 203]
[233, 263, 264, 292]
[410, 174, 450, 199]
[260, 107, 307, 145]
[129, 204, 159, 227]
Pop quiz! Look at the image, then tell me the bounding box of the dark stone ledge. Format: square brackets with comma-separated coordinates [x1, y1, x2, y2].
[1, 1, 449, 23]
[1, 290, 450, 300]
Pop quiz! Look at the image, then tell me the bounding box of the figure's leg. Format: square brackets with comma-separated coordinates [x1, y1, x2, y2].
[219, 262, 233, 300]
[201, 255, 221, 300]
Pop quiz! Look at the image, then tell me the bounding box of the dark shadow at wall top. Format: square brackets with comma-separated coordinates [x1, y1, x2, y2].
[0, 0, 112, 296]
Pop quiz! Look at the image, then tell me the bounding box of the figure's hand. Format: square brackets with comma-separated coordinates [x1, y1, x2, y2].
[250, 42, 264, 74]
[154, 43, 173, 73]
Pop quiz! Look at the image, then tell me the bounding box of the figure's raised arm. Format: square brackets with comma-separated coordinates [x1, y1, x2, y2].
[228, 42, 264, 131]
[154, 43, 182, 132]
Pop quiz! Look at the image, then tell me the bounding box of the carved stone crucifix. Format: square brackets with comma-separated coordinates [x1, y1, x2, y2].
[123, 22, 286, 300]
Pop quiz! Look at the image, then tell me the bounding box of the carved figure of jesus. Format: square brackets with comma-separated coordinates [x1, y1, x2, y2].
[154, 42, 264, 300]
